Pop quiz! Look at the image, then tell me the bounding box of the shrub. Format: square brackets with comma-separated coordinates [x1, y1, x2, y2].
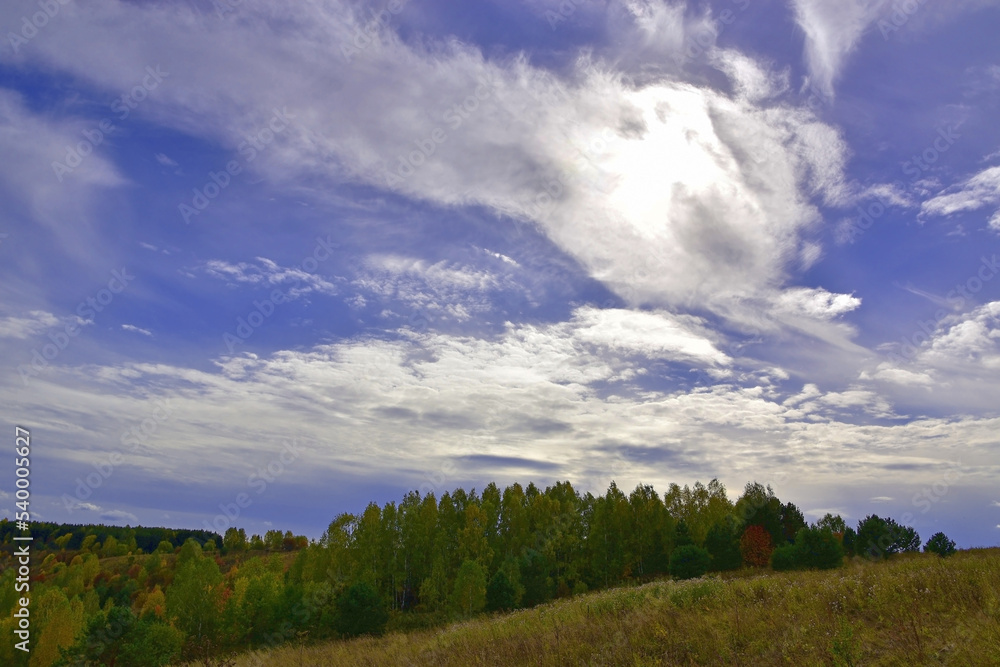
[795, 526, 844, 569]
[770, 544, 798, 571]
[334, 582, 388, 638]
[924, 532, 957, 557]
[669, 545, 711, 580]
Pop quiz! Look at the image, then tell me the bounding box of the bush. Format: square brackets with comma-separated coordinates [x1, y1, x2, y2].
[669, 545, 711, 580]
[795, 526, 844, 569]
[924, 532, 957, 557]
[334, 582, 388, 638]
[771, 544, 799, 571]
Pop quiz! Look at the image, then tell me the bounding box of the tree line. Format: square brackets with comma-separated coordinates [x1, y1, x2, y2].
[0, 479, 958, 666]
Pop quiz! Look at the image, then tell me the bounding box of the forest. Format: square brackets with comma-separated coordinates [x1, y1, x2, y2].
[0, 479, 959, 666]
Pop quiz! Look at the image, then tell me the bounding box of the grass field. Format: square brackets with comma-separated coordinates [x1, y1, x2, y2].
[220, 548, 1000, 666]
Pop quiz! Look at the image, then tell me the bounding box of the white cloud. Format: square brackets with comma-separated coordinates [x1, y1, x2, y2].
[68, 502, 101, 512]
[352, 255, 522, 322]
[204, 257, 340, 298]
[867, 364, 934, 387]
[791, 0, 1000, 100]
[155, 152, 178, 167]
[1, 1, 850, 331]
[919, 302, 1000, 370]
[775, 287, 862, 321]
[791, 0, 884, 99]
[920, 165, 1000, 230]
[122, 324, 153, 337]
[0, 89, 125, 264]
[568, 307, 729, 366]
[0, 310, 60, 339]
[862, 302, 1000, 411]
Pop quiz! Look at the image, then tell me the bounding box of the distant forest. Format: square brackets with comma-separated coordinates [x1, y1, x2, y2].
[0, 479, 956, 666]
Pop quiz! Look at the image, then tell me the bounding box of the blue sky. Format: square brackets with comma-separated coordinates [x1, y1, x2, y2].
[1, 0, 999, 547]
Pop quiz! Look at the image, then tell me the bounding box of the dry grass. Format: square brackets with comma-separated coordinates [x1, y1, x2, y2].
[221, 548, 1000, 666]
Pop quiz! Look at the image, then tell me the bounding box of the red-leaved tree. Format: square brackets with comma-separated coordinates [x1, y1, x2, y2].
[739, 524, 773, 568]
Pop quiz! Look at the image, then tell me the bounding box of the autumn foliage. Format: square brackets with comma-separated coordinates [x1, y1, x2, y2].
[740, 524, 773, 567]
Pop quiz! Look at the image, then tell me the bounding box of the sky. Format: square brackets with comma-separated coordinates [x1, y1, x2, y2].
[0, 0, 998, 547]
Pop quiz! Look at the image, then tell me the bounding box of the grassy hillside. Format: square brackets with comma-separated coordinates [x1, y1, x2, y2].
[224, 548, 1000, 666]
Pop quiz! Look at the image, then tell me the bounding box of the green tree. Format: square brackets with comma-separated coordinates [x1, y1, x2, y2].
[55, 607, 179, 667]
[816, 513, 847, 534]
[704, 519, 742, 571]
[166, 550, 222, 640]
[223, 527, 247, 552]
[855, 514, 897, 560]
[794, 526, 844, 569]
[55, 606, 135, 666]
[673, 520, 694, 547]
[176, 537, 203, 566]
[334, 582, 388, 638]
[842, 526, 857, 557]
[734, 482, 783, 545]
[450, 559, 488, 617]
[628, 484, 669, 577]
[779, 502, 807, 544]
[117, 619, 185, 667]
[263, 529, 284, 551]
[924, 532, 957, 557]
[892, 524, 921, 553]
[669, 545, 711, 580]
[485, 570, 517, 612]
